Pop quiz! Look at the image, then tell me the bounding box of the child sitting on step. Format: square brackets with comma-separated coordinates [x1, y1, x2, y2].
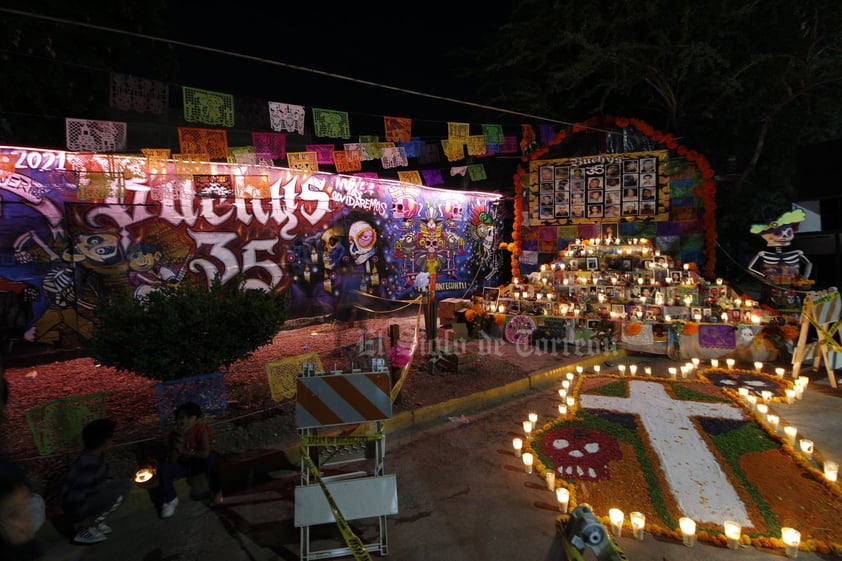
[157, 402, 223, 519]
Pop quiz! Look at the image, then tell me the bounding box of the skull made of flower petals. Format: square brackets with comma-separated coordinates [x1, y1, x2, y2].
[348, 220, 377, 265]
[547, 426, 623, 481]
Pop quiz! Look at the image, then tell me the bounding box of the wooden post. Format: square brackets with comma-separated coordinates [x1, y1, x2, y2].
[426, 271, 438, 376]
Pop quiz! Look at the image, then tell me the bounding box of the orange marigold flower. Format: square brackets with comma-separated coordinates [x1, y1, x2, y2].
[464, 309, 475, 322]
[781, 324, 800, 341]
[493, 313, 507, 326]
[624, 322, 643, 337]
[682, 322, 699, 336]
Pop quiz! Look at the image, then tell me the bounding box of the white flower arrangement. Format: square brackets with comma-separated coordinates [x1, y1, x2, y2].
[413, 272, 431, 293]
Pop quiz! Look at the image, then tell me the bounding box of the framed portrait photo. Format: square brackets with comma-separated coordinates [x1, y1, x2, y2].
[586, 257, 599, 271]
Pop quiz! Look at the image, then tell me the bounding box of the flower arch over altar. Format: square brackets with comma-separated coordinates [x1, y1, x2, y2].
[505, 116, 716, 281]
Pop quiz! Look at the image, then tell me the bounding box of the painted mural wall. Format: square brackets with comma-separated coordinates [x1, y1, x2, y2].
[0, 146, 503, 349]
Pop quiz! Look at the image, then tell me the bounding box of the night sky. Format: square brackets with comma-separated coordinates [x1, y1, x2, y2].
[165, 3, 511, 124]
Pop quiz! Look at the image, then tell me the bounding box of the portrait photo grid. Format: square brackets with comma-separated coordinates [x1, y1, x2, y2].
[537, 156, 658, 221]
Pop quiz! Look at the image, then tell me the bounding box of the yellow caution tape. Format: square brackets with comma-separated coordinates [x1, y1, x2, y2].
[299, 441, 373, 561]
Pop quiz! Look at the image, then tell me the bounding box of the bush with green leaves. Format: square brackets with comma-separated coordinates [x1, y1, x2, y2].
[91, 274, 287, 381]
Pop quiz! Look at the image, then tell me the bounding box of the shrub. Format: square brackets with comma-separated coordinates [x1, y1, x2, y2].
[91, 274, 287, 381]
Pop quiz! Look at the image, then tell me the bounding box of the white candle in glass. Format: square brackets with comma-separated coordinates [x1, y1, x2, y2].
[756, 403, 768, 416]
[523, 420, 533, 436]
[767, 414, 779, 431]
[522, 452, 534, 474]
[558, 404, 568, 416]
[630, 511, 646, 540]
[629, 364, 638, 376]
[761, 390, 772, 403]
[556, 487, 570, 513]
[545, 470, 556, 491]
[679, 517, 696, 547]
[711, 358, 719, 368]
[784, 425, 798, 445]
[785, 388, 796, 404]
[593, 365, 601, 374]
[566, 372, 575, 382]
[824, 460, 839, 482]
[528, 412, 538, 424]
[618, 364, 626, 375]
[776, 367, 786, 377]
[726, 358, 735, 369]
[723, 520, 741, 550]
[558, 389, 567, 399]
[512, 437, 523, 457]
[576, 365, 584, 375]
[668, 367, 677, 379]
[644, 366, 652, 376]
[781, 527, 801, 559]
[754, 361, 763, 372]
[608, 508, 624, 538]
[566, 396, 575, 407]
[799, 438, 814, 460]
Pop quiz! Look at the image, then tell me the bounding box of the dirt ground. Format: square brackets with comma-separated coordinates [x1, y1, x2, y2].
[1, 309, 582, 498]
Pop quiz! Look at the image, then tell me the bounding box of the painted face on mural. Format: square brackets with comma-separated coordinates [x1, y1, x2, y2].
[348, 220, 377, 264]
[74, 233, 122, 265]
[128, 245, 161, 272]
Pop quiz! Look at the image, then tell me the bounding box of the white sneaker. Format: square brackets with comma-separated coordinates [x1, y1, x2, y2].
[74, 526, 107, 544]
[160, 497, 179, 519]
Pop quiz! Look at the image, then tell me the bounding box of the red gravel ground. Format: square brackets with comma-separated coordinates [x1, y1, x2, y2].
[1, 310, 542, 497]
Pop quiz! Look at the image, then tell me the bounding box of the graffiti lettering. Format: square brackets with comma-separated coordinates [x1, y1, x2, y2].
[330, 191, 387, 215]
[13, 149, 67, 171]
[435, 281, 469, 291]
[297, 176, 333, 226]
[186, 230, 284, 290]
[0, 175, 66, 234]
[333, 174, 378, 195]
[241, 238, 284, 290]
[187, 231, 241, 285]
[198, 197, 236, 226]
[568, 155, 623, 166]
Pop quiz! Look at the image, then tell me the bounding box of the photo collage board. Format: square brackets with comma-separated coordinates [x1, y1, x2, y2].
[528, 150, 669, 226]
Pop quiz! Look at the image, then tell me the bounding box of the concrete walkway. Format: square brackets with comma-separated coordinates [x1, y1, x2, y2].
[34, 352, 842, 561]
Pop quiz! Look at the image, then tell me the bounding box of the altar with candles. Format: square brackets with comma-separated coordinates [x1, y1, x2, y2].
[488, 236, 782, 362]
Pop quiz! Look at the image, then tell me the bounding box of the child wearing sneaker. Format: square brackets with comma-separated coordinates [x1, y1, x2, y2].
[157, 402, 223, 519]
[61, 418, 132, 545]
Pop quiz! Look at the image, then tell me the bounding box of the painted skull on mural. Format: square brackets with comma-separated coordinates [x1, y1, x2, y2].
[348, 220, 378, 265]
[320, 226, 347, 270]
